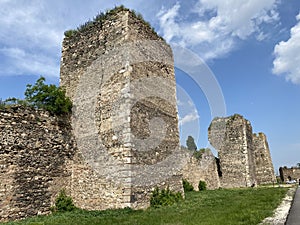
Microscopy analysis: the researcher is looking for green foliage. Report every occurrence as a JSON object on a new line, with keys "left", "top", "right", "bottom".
{"left": 63, "top": 5, "right": 159, "bottom": 39}
{"left": 198, "top": 180, "right": 207, "bottom": 191}
{"left": 53, "top": 189, "right": 76, "bottom": 212}
{"left": 150, "top": 187, "right": 183, "bottom": 208}
{"left": 64, "top": 29, "right": 77, "bottom": 38}
{"left": 24, "top": 76, "right": 72, "bottom": 115}
{"left": 186, "top": 135, "right": 197, "bottom": 151}
{"left": 182, "top": 179, "right": 194, "bottom": 192}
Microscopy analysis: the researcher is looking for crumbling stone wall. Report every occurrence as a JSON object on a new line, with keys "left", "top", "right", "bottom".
{"left": 253, "top": 133, "right": 276, "bottom": 184}
{"left": 208, "top": 114, "right": 256, "bottom": 188}
{"left": 182, "top": 149, "right": 220, "bottom": 190}
{"left": 0, "top": 106, "right": 76, "bottom": 222}
{"left": 60, "top": 9, "right": 185, "bottom": 210}
{"left": 279, "top": 167, "right": 300, "bottom": 182}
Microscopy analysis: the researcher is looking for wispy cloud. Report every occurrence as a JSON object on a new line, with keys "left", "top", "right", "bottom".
{"left": 157, "top": 0, "right": 279, "bottom": 60}
{"left": 179, "top": 110, "right": 199, "bottom": 126}
{"left": 0, "top": 0, "right": 116, "bottom": 78}
{"left": 272, "top": 13, "right": 300, "bottom": 84}
{"left": 0, "top": 47, "right": 59, "bottom": 77}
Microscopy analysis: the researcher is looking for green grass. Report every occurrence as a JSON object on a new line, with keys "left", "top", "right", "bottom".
{"left": 2, "top": 187, "right": 288, "bottom": 225}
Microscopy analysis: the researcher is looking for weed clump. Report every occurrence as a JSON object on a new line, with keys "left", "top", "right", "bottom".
{"left": 150, "top": 187, "right": 182, "bottom": 208}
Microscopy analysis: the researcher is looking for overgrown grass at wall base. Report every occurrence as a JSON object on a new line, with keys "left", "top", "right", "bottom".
{"left": 150, "top": 187, "right": 183, "bottom": 208}
{"left": 2, "top": 187, "right": 288, "bottom": 225}
{"left": 198, "top": 180, "right": 207, "bottom": 191}
{"left": 183, "top": 179, "right": 194, "bottom": 192}
{"left": 51, "top": 189, "right": 75, "bottom": 212}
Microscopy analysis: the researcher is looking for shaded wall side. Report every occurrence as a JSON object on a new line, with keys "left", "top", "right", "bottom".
{"left": 253, "top": 133, "right": 276, "bottom": 184}
{"left": 127, "top": 18, "right": 184, "bottom": 206}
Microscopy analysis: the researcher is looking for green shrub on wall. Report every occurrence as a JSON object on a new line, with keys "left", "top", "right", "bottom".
{"left": 150, "top": 187, "right": 182, "bottom": 208}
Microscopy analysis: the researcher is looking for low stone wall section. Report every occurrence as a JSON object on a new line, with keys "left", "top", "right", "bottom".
{"left": 0, "top": 106, "right": 76, "bottom": 222}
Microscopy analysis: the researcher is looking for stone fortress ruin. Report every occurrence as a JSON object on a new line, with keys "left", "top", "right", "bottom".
{"left": 0, "top": 6, "right": 276, "bottom": 222}
{"left": 208, "top": 114, "right": 276, "bottom": 189}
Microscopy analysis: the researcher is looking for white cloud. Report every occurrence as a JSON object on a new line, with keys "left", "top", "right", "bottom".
{"left": 179, "top": 110, "right": 199, "bottom": 126}
{"left": 0, "top": 47, "right": 59, "bottom": 77}
{"left": 272, "top": 13, "right": 300, "bottom": 84}
{"left": 157, "top": 0, "right": 279, "bottom": 60}
{"left": 0, "top": 0, "right": 116, "bottom": 78}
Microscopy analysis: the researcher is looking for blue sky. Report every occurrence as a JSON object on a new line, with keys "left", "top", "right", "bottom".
{"left": 0, "top": 0, "right": 300, "bottom": 173}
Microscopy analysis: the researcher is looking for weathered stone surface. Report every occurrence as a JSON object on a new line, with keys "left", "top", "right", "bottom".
{"left": 182, "top": 149, "right": 220, "bottom": 190}
{"left": 0, "top": 106, "right": 76, "bottom": 222}
{"left": 253, "top": 133, "right": 276, "bottom": 184}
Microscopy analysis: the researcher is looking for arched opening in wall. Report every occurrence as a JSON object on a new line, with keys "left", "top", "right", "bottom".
{"left": 215, "top": 157, "right": 222, "bottom": 177}
{"left": 288, "top": 176, "right": 292, "bottom": 181}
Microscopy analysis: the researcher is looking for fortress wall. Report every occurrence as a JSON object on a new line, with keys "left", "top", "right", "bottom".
{"left": 182, "top": 149, "right": 220, "bottom": 190}
{"left": 0, "top": 106, "right": 76, "bottom": 222}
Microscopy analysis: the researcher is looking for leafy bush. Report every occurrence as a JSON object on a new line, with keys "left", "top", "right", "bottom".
{"left": 53, "top": 189, "right": 76, "bottom": 212}
{"left": 198, "top": 180, "right": 207, "bottom": 191}
{"left": 24, "top": 76, "right": 72, "bottom": 115}
{"left": 182, "top": 179, "right": 194, "bottom": 192}
{"left": 150, "top": 187, "right": 182, "bottom": 208}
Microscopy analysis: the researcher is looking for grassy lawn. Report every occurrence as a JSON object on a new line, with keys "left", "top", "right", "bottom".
{"left": 2, "top": 187, "right": 288, "bottom": 225}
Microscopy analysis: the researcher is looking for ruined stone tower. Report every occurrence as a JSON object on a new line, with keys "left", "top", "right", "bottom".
{"left": 60, "top": 7, "right": 184, "bottom": 209}
{"left": 208, "top": 114, "right": 276, "bottom": 188}
{"left": 208, "top": 114, "right": 256, "bottom": 188}
{"left": 253, "top": 133, "right": 276, "bottom": 184}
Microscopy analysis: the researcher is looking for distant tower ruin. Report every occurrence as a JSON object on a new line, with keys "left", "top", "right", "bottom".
{"left": 208, "top": 114, "right": 256, "bottom": 188}
{"left": 60, "top": 7, "right": 184, "bottom": 209}
{"left": 208, "top": 114, "right": 276, "bottom": 188}
{"left": 253, "top": 133, "right": 276, "bottom": 184}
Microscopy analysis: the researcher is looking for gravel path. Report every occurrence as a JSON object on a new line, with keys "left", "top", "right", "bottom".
{"left": 260, "top": 185, "right": 297, "bottom": 225}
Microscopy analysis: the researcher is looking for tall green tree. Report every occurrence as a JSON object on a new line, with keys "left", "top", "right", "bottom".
{"left": 186, "top": 135, "right": 197, "bottom": 151}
